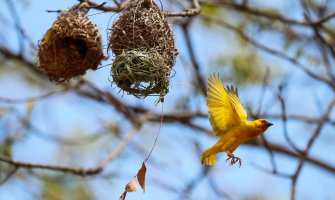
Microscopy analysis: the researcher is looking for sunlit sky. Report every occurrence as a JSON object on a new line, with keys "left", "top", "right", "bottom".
{"left": 0, "top": 0, "right": 334, "bottom": 200}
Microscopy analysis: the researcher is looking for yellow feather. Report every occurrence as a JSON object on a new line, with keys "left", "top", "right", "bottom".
{"left": 225, "top": 85, "right": 247, "bottom": 121}
{"left": 206, "top": 73, "right": 241, "bottom": 136}
{"left": 202, "top": 73, "right": 273, "bottom": 166}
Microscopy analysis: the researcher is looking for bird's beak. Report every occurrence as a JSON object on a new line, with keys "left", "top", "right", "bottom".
{"left": 265, "top": 122, "right": 273, "bottom": 127}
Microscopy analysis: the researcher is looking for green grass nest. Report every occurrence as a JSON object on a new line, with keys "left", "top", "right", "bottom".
{"left": 111, "top": 49, "right": 171, "bottom": 98}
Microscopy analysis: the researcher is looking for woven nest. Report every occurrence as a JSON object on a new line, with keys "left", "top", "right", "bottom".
{"left": 109, "top": 0, "right": 177, "bottom": 97}
{"left": 111, "top": 49, "right": 171, "bottom": 98}
{"left": 38, "top": 10, "right": 104, "bottom": 82}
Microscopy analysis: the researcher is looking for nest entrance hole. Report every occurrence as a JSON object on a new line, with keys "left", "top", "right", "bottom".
{"left": 140, "top": 0, "right": 153, "bottom": 9}
{"left": 61, "top": 37, "right": 88, "bottom": 59}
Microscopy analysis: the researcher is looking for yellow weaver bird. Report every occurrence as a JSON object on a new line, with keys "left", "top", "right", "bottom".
{"left": 201, "top": 73, "right": 273, "bottom": 166}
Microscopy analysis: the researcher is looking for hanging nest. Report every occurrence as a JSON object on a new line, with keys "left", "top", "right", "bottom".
{"left": 108, "top": 0, "right": 177, "bottom": 97}
{"left": 109, "top": 0, "right": 177, "bottom": 66}
{"left": 112, "top": 48, "right": 170, "bottom": 98}
{"left": 38, "top": 10, "right": 104, "bottom": 82}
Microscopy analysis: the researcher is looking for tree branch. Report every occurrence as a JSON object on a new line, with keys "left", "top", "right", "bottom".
{"left": 0, "top": 119, "right": 146, "bottom": 176}
{"left": 200, "top": 0, "right": 335, "bottom": 26}
{"left": 290, "top": 97, "right": 335, "bottom": 200}
{"left": 164, "top": 0, "right": 201, "bottom": 17}
{"left": 201, "top": 14, "right": 335, "bottom": 89}
{"left": 181, "top": 20, "right": 207, "bottom": 95}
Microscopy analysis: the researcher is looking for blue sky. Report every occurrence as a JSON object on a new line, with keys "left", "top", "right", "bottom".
{"left": 0, "top": 0, "right": 335, "bottom": 200}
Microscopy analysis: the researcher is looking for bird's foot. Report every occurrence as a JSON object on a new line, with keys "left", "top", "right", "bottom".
{"left": 226, "top": 151, "right": 242, "bottom": 167}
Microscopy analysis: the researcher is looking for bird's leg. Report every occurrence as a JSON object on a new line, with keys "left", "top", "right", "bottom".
{"left": 226, "top": 151, "right": 242, "bottom": 167}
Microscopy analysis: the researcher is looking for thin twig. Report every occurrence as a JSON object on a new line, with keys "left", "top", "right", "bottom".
{"left": 181, "top": 20, "right": 207, "bottom": 95}
{"left": 255, "top": 67, "right": 270, "bottom": 117}
{"left": 86, "top": 0, "right": 132, "bottom": 12}
{"left": 98, "top": 123, "right": 142, "bottom": 169}
{"left": 4, "top": 0, "right": 24, "bottom": 55}
{"left": 0, "top": 87, "right": 71, "bottom": 103}
{"left": 201, "top": 14, "right": 335, "bottom": 89}
{"left": 178, "top": 166, "right": 210, "bottom": 200}
{"left": 200, "top": 0, "right": 335, "bottom": 26}
{"left": 275, "top": 80, "right": 301, "bottom": 153}
{"left": 164, "top": 0, "right": 201, "bottom": 17}
{"left": 0, "top": 166, "right": 19, "bottom": 185}
{"left": 250, "top": 162, "right": 291, "bottom": 179}
{"left": 290, "top": 97, "right": 335, "bottom": 200}
{"left": 0, "top": 46, "right": 46, "bottom": 79}
{"left": 0, "top": 120, "right": 145, "bottom": 176}
{"left": 246, "top": 141, "right": 335, "bottom": 175}
{"left": 260, "top": 135, "right": 278, "bottom": 173}
{"left": 74, "top": 82, "right": 335, "bottom": 174}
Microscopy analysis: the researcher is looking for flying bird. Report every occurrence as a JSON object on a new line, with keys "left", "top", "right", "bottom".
{"left": 201, "top": 73, "right": 273, "bottom": 166}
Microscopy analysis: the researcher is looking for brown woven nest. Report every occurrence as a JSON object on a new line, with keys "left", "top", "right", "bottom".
{"left": 38, "top": 10, "right": 104, "bottom": 82}
{"left": 111, "top": 48, "right": 171, "bottom": 98}
{"left": 108, "top": 0, "right": 177, "bottom": 97}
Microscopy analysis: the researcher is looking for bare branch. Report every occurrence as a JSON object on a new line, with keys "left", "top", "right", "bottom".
{"left": 164, "top": 0, "right": 201, "bottom": 17}
{"left": 0, "top": 46, "right": 44, "bottom": 78}
{"left": 0, "top": 166, "right": 19, "bottom": 185}
{"left": 0, "top": 120, "right": 145, "bottom": 176}
{"left": 246, "top": 141, "right": 335, "bottom": 175}
{"left": 181, "top": 21, "right": 207, "bottom": 95}
{"left": 290, "top": 97, "right": 335, "bottom": 200}
{"left": 200, "top": 0, "right": 335, "bottom": 26}
{"left": 274, "top": 81, "right": 301, "bottom": 153}
{"left": 4, "top": 0, "right": 24, "bottom": 54}
{"left": 201, "top": 14, "right": 335, "bottom": 89}
{"left": 0, "top": 87, "right": 72, "bottom": 103}
{"left": 86, "top": 0, "right": 132, "bottom": 12}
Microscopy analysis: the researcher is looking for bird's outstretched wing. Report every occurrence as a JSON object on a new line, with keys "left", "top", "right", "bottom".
{"left": 225, "top": 85, "right": 247, "bottom": 121}
{"left": 207, "top": 73, "right": 246, "bottom": 137}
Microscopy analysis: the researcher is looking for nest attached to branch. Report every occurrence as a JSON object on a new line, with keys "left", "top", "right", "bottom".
{"left": 109, "top": 0, "right": 177, "bottom": 98}
{"left": 112, "top": 49, "right": 170, "bottom": 98}
{"left": 38, "top": 10, "right": 104, "bottom": 82}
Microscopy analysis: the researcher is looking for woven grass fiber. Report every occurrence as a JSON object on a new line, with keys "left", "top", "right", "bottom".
{"left": 109, "top": 0, "right": 177, "bottom": 97}
{"left": 38, "top": 10, "right": 104, "bottom": 82}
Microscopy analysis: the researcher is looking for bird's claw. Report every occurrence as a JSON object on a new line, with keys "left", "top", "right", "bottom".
{"left": 226, "top": 152, "right": 242, "bottom": 167}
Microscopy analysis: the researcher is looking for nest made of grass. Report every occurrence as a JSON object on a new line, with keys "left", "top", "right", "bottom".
{"left": 109, "top": 0, "right": 177, "bottom": 67}
{"left": 38, "top": 10, "right": 104, "bottom": 82}
{"left": 111, "top": 48, "right": 171, "bottom": 98}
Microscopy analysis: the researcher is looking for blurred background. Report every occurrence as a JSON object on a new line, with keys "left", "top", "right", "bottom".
{"left": 0, "top": 0, "right": 335, "bottom": 199}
